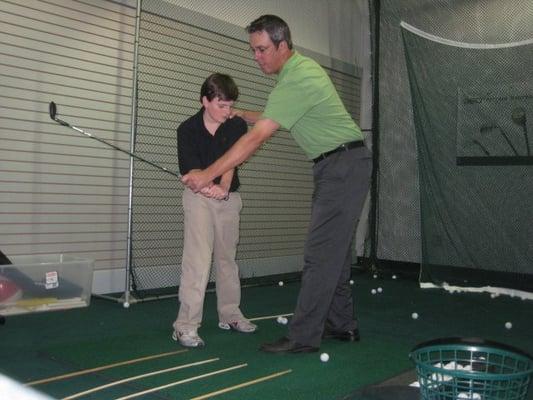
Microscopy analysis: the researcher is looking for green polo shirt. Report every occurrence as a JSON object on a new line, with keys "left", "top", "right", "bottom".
{"left": 262, "top": 51, "right": 363, "bottom": 159}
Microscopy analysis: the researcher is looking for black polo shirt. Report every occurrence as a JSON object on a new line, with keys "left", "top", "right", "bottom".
{"left": 177, "top": 108, "right": 248, "bottom": 192}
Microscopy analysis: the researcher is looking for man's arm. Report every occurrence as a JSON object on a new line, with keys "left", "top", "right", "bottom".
{"left": 200, "top": 168, "right": 234, "bottom": 200}
{"left": 181, "top": 118, "right": 280, "bottom": 191}
{"left": 231, "top": 109, "right": 263, "bottom": 125}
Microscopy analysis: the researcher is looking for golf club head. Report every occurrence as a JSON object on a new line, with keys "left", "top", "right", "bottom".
{"left": 511, "top": 107, "right": 526, "bottom": 126}
{"left": 49, "top": 101, "right": 57, "bottom": 120}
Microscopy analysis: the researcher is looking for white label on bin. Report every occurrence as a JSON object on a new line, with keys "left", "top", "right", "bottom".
{"left": 45, "top": 271, "right": 59, "bottom": 289}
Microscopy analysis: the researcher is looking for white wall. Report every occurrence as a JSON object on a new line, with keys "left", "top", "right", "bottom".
{"left": 0, "top": 0, "right": 137, "bottom": 295}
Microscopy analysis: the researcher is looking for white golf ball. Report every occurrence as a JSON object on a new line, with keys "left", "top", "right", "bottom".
{"left": 123, "top": 301, "right": 130, "bottom": 308}
{"left": 371, "top": 289, "right": 377, "bottom": 295}
{"left": 278, "top": 281, "right": 284, "bottom": 287}
{"left": 505, "top": 322, "right": 512, "bottom": 329}
{"left": 349, "top": 279, "right": 354, "bottom": 285}
{"left": 377, "top": 287, "right": 383, "bottom": 293}
{"left": 373, "top": 274, "right": 378, "bottom": 279}
{"left": 320, "top": 352, "right": 329, "bottom": 362}
{"left": 276, "top": 316, "right": 288, "bottom": 325}
{"left": 392, "top": 275, "right": 397, "bottom": 280}
{"left": 411, "top": 312, "right": 419, "bottom": 320}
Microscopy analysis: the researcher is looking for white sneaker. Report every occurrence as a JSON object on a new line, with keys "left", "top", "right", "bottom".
{"left": 172, "top": 329, "right": 205, "bottom": 347}
{"left": 218, "top": 319, "right": 257, "bottom": 333}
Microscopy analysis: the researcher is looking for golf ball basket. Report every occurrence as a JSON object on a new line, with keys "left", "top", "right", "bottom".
{"left": 410, "top": 337, "right": 533, "bottom": 400}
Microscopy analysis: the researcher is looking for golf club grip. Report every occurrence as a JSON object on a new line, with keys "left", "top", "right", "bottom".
{"left": 49, "top": 101, "right": 57, "bottom": 120}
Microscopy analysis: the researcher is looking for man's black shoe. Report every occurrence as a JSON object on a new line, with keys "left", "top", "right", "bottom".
{"left": 260, "top": 336, "right": 319, "bottom": 353}
{"left": 323, "top": 328, "right": 360, "bottom": 342}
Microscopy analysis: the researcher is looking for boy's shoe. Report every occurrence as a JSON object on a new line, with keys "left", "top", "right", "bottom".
{"left": 172, "top": 329, "right": 205, "bottom": 347}
{"left": 218, "top": 319, "right": 257, "bottom": 333}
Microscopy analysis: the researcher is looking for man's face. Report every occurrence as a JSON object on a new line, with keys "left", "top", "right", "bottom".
{"left": 202, "top": 97, "right": 234, "bottom": 125}
{"left": 249, "top": 30, "right": 285, "bottom": 75}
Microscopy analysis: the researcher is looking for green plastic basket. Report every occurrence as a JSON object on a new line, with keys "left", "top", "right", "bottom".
{"left": 410, "top": 338, "right": 533, "bottom": 400}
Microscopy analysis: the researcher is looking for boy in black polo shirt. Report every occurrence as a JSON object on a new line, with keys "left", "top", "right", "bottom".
{"left": 172, "top": 73, "right": 256, "bottom": 348}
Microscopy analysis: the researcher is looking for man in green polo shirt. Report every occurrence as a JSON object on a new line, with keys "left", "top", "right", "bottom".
{"left": 182, "top": 14, "right": 372, "bottom": 353}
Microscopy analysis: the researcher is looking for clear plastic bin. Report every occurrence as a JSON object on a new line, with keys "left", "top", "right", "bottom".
{"left": 0, "top": 254, "right": 94, "bottom": 315}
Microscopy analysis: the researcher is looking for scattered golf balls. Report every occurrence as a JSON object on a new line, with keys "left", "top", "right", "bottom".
{"left": 320, "top": 352, "right": 330, "bottom": 362}
{"left": 377, "top": 287, "right": 383, "bottom": 293}
{"left": 458, "top": 393, "right": 481, "bottom": 400}
{"left": 371, "top": 289, "right": 377, "bottom": 295}
{"left": 349, "top": 279, "right": 354, "bottom": 285}
{"left": 411, "top": 312, "right": 419, "bottom": 320}
{"left": 123, "top": 301, "right": 130, "bottom": 308}
{"left": 278, "top": 281, "right": 284, "bottom": 286}
{"left": 505, "top": 322, "right": 512, "bottom": 329}
{"left": 275, "top": 316, "right": 288, "bottom": 325}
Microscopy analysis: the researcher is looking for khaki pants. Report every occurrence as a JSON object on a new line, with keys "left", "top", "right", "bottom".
{"left": 174, "top": 188, "right": 244, "bottom": 331}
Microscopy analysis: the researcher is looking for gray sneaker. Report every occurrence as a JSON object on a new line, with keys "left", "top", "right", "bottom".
{"left": 218, "top": 319, "right": 257, "bottom": 333}
{"left": 172, "top": 329, "right": 205, "bottom": 347}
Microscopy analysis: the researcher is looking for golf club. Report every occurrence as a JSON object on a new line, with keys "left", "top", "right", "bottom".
{"left": 48, "top": 102, "right": 228, "bottom": 200}
{"left": 48, "top": 101, "right": 181, "bottom": 178}
{"left": 472, "top": 139, "right": 490, "bottom": 156}
{"left": 511, "top": 107, "right": 530, "bottom": 156}
{"left": 479, "top": 124, "right": 518, "bottom": 156}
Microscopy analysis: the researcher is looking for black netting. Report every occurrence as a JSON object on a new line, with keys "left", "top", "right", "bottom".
{"left": 401, "top": 22, "right": 533, "bottom": 289}
{"left": 375, "top": 0, "right": 533, "bottom": 266}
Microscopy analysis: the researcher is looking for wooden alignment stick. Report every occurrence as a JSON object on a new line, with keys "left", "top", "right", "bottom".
{"left": 27, "top": 350, "right": 188, "bottom": 386}
{"left": 189, "top": 369, "right": 293, "bottom": 400}
{"left": 113, "top": 363, "right": 247, "bottom": 400}
{"left": 249, "top": 313, "right": 293, "bottom": 322}
{"left": 61, "top": 358, "right": 219, "bottom": 400}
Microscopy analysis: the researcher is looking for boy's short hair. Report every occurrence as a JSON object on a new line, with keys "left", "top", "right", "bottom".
{"left": 200, "top": 73, "right": 239, "bottom": 102}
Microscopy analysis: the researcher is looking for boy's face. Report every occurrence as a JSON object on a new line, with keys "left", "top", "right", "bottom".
{"left": 202, "top": 96, "right": 234, "bottom": 125}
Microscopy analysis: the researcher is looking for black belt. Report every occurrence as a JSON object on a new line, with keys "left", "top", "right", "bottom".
{"left": 312, "top": 140, "right": 364, "bottom": 164}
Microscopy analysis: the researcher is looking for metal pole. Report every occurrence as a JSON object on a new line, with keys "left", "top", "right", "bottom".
{"left": 123, "top": 0, "right": 143, "bottom": 307}
{"left": 368, "top": 0, "right": 381, "bottom": 273}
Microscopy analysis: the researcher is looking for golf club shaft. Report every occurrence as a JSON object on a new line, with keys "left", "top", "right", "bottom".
{"left": 49, "top": 103, "right": 180, "bottom": 178}
{"left": 48, "top": 102, "right": 229, "bottom": 200}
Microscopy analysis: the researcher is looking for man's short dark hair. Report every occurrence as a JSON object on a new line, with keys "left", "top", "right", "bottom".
{"left": 245, "top": 14, "right": 293, "bottom": 50}
{"left": 200, "top": 73, "right": 239, "bottom": 102}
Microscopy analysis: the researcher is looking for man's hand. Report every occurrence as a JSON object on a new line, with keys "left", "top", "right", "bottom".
{"left": 229, "top": 109, "right": 262, "bottom": 124}
{"left": 229, "top": 109, "right": 244, "bottom": 119}
{"left": 181, "top": 170, "right": 211, "bottom": 192}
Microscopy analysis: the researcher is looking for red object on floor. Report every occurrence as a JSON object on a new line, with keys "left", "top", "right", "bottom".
{"left": 0, "top": 275, "right": 22, "bottom": 303}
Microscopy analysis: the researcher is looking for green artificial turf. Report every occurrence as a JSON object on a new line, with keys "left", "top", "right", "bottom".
{"left": 1, "top": 271, "right": 531, "bottom": 400}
